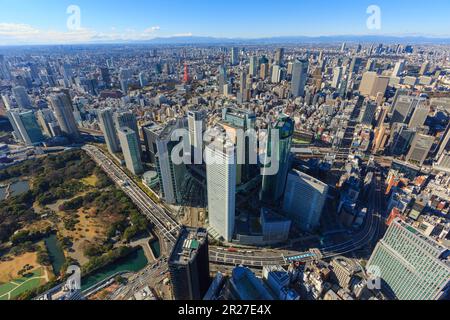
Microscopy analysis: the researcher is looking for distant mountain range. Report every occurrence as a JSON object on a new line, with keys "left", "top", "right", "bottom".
{"left": 140, "top": 35, "right": 450, "bottom": 45}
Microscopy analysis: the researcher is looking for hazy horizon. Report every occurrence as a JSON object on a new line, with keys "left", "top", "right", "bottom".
{"left": 1, "top": 0, "right": 450, "bottom": 45}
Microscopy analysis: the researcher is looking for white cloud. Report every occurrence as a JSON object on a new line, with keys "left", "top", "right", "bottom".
{"left": 144, "top": 26, "right": 160, "bottom": 33}
{"left": 0, "top": 23, "right": 165, "bottom": 45}
{"left": 171, "top": 32, "right": 193, "bottom": 37}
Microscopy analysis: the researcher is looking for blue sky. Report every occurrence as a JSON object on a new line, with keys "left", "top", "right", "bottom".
{"left": 0, "top": 0, "right": 449, "bottom": 44}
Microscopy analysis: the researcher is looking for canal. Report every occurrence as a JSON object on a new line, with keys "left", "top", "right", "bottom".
{"left": 44, "top": 234, "right": 66, "bottom": 277}
{"left": 81, "top": 248, "right": 148, "bottom": 290}
{"left": 149, "top": 239, "right": 161, "bottom": 259}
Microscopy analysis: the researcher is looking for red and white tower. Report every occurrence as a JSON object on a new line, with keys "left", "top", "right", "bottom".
{"left": 183, "top": 62, "right": 190, "bottom": 83}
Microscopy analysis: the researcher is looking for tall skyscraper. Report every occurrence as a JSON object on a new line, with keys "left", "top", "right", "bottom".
{"left": 390, "top": 95, "right": 426, "bottom": 125}
{"left": 100, "top": 67, "right": 111, "bottom": 86}
{"left": 188, "top": 110, "right": 205, "bottom": 164}
{"left": 392, "top": 59, "right": 406, "bottom": 77}
{"left": 12, "top": 86, "right": 33, "bottom": 109}
{"left": 349, "top": 57, "right": 362, "bottom": 76}
{"left": 389, "top": 123, "right": 416, "bottom": 156}
{"left": 231, "top": 47, "right": 239, "bottom": 66}
{"left": 225, "top": 266, "right": 274, "bottom": 300}
{"left": 238, "top": 70, "right": 249, "bottom": 103}
{"left": 271, "top": 65, "right": 282, "bottom": 83}
{"left": 168, "top": 227, "right": 210, "bottom": 300}
{"left": 436, "top": 123, "right": 450, "bottom": 160}
{"left": 117, "top": 127, "right": 144, "bottom": 175}
{"left": 283, "top": 170, "right": 329, "bottom": 232}
{"left": 7, "top": 110, "right": 44, "bottom": 146}
{"left": 142, "top": 122, "right": 162, "bottom": 165}
{"left": 391, "top": 95, "right": 413, "bottom": 124}
{"left": 367, "top": 219, "right": 450, "bottom": 300}
{"left": 0, "top": 54, "right": 11, "bottom": 80}
{"left": 366, "top": 58, "right": 376, "bottom": 72}
{"left": 155, "top": 119, "right": 188, "bottom": 205}
{"left": 206, "top": 135, "right": 236, "bottom": 242}
{"left": 220, "top": 107, "right": 257, "bottom": 185}
{"left": 275, "top": 48, "right": 284, "bottom": 66}
{"left": 406, "top": 133, "right": 435, "bottom": 166}
{"left": 332, "top": 67, "right": 343, "bottom": 89}
{"left": 419, "top": 61, "right": 430, "bottom": 76}
{"left": 259, "top": 63, "right": 269, "bottom": 80}
{"left": 436, "top": 151, "right": 450, "bottom": 170}
{"left": 290, "top": 59, "right": 308, "bottom": 98}
{"left": 218, "top": 65, "right": 227, "bottom": 95}
{"left": 114, "top": 111, "right": 140, "bottom": 150}
{"left": 260, "top": 115, "right": 294, "bottom": 204}
{"left": 408, "top": 102, "right": 430, "bottom": 129}
{"left": 98, "top": 108, "right": 120, "bottom": 154}
{"left": 249, "top": 55, "right": 258, "bottom": 77}
{"left": 359, "top": 101, "right": 377, "bottom": 126}
{"left": 36, "top": 109, "right": 57, "bottom": 137}
{"left": 49, "top": 93, "right": 80, "bottom": 140}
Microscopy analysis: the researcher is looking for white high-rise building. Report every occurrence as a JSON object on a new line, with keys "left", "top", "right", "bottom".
{"left": 1, "top": 94, "right": 12, "bottom": 110}
{"left": 332, "top": 67, "right": 343, "bottom": 89}
{"left": 249, "top": 56, "right": 258, "bottom": 77}
{"left": 206, "top": 136, "right": 236, "bottom": 242}
{"left": 368, "top": 219, "right": 450, "bottom": 300}
{"left": 271, "top": 65, "right": 282, "bottom": 83}
{"left": 283, "top": 170, "right": 329, "bottom": 232}
{"left": 99, "top": 108, "right": 120, "bottom": 154}
{"left": 392, "top": 59, "right": 406, "bottom": 77}
{"left": 188, "top": 110, "right": 205, "bottom": 164}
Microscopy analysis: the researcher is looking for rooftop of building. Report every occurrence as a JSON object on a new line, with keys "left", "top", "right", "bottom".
{"left": 289, "top": 169, "right": 328, "bottom": 188}
{"left": 261, "top": 207, "right": 290, "bottom": 223}
{"left": 331, "top": 256, "right": 360, "bottom": 274}
{"left": 159, "top": 118, "right": 185, "bottom": 141}
{"left": 168, "top": 227, "right": 208, "bottom": 265}
{"left": 395, "top": 218, "right": 449, "bottom": 257}
{"left": 264, "top": 265, "right": 289, "bottom": 282}
{"left": 206, "top": 133, "right": 235, "bottom": 154}
{"left": 117, "top": 126, "right": 135, "bottom": 135}
{"left": 223, "top": 106, "right": 256, "bottom": 119}
{"left": 231, "top": 266, "right": 274, "bottom": 300}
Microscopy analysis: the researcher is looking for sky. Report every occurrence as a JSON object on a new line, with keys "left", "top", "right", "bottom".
{"left": 0, "top": 0, "right": 449, "bottom": 45}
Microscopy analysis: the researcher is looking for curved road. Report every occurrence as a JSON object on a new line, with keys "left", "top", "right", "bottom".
{"left": 83, "top": 145, "right": 385, "bottom": 268}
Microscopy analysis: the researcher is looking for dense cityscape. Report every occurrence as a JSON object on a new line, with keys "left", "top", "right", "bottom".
{"left": 0, "top": 1, "right": 450, "bottom": 307}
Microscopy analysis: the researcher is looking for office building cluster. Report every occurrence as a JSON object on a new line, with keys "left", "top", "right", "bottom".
{"left": 1, "top": 41, "right": 450, "bottom": 301}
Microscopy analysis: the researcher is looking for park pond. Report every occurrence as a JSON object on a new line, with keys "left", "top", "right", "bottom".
{"left": 44, "top": 234, "right": 66, "bottom": 277}
{"left": 43, "top": 234, "right": 149, "bottom": 291}
{"left": 0, "top": 180, "right": 30, "bottom": 201}
{"left": 81, "top": 248, "right": 148, "bottom": 291}
{"left": 149, "top": 239, "right": 161, "bottom": 259}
